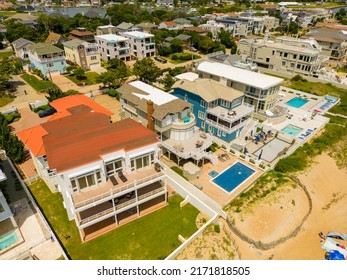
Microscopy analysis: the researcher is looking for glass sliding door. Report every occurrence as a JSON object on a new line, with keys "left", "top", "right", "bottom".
{"left": 70, "top": 169, "right": 100, "bottom": 192}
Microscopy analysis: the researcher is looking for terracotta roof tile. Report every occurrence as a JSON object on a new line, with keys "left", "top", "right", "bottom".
{"left": 17, "top": 125, "right": 47, "bottom": 156}
{"left": 163, "top": 21, "right": 177, "bottom": 26}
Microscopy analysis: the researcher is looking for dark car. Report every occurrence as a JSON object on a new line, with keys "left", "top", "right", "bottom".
{"left": 39, "top": 108, "right": 57, "bottom": 118}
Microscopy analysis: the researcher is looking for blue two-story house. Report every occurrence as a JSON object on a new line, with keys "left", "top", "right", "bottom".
{"left": 27, "top": 43, "right": 67, "bottom": 78}
{"left": 172, "top": 78, "right": 254, "bottom": 143}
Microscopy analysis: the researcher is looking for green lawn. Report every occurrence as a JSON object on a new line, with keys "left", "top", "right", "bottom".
{"left": 0, "top": 97, "right": 14, "bottom": 107}
{"left": 0, "top": 51, "right": 14, "bottom": 60}
{"left": 0, "top": 11, "right": 18, "bottom": 18}
{"left": 21, "top": 74, "right": 55, "bottom": 92}
{"left": 28, "top": 180, "right": 199, "bottom": 260}
{"left": 169, "top": 53, "right": 201, "bottom": 64}
{"left": 66, "top": 72, "right": 100, "bottom": 85}
{"left": 287, "top": 80, "right": 347, "bottom": 116}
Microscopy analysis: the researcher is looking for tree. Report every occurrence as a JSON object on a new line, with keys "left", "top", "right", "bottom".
{"left": 4, "top": 19, "right": 40, "bottom": 43}
{"left": 73, "top": 68, "right": 86, "bottom": 80}
{"left": 170, "top": 38, "right": 184, "bottom": 53}
{"left": 106, "top": 58, "right": 129, "bottom": 78}
{"left": 133, "top": 58, "right": 161, "bottom": 83}
{"left": 217, "top": 29, "right": 237, "bottom": 53}
{"left": 160, "top": 74, "right": 176, "bottom": 90}
{"left": 96, "top": 70, "right": 125, "bottom": 88}
{"left": 0, "top": 58, "right": 22, "bottom": 91}
{"left": 66, "top": 65, "right": 78, "bottom": 74}
{"left": 46, "top": 87, "right": 65, "bottom": 102}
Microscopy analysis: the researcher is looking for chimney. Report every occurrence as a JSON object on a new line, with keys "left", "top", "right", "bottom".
{"left": 147, "top": 100, "right": 155, "bottom": 131}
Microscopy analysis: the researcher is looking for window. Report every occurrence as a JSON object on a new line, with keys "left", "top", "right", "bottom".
{"left": 293, "top": 54, "right": 297, "bottom": 59}
{"left": 198, "top": 111, "right": 205, "bottom": 120}
{"left": 290, "top": 63, "right": 295, "bottom": 68}
{"left": 130, "top": 152, "right": 154, "bottom": 171}
{"left": 70, "top": 170, "right": 101, "bottom": 192}
{"left": 217, "top": 129, "right": 221, "bottom": 137}
{"left": 231, "top": 98, "right": 242, "bottom": 107}
{"left": 90, "top": 56, "right": 97, "bottom": 60}
{"left": 266, "top": 57, "right": 270, "bottom": 62}
{"left": 200, "top": 100, "right": 207, "bottom": 108}
{"left": 61, "top": 61, "right": 64, "bottom": 65}
{"left": 272, "top": 50, "right": 275, "bottom": 55}
{"left": 105, "top": 158, "right": 123, "bottom": 176}
{"left": 282, "top": 61, "right": 286, "bottom": 67}
{"left": 201, "top": 122, "right": 205, "bottom": 129}
{"left": 220, "top": 99, "right": 230, "bottom": 108}
{"left": 46, "top": 63, "right": 54, "bottom": 67}
{"left": 284, "top": 52, "right": 288, "bottom": 58}
{"left": 222, "top": 131, "right": 226, "bottom": 137}
{"left": 184, "top": 94, "right": 188, "bottom": 101}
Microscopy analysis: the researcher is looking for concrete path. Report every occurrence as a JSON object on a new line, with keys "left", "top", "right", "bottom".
{"left": 51, "top": 74, "right": 102, "bottom": 95}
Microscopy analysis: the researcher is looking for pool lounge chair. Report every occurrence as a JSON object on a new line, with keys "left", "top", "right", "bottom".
{"left": 118, "top": 170, "right": 128, "bottom": 183}
{"left": 109, "top": 176, "right": 118, "bottom": 186}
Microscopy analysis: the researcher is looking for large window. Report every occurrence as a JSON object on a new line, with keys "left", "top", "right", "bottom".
{"left": 200, "top": 100, "right": 207, "bottom": 108}
{"left": 70, "top": 170, "right": 101, "bottom": 192}
{"left": 220, "top": 99, "right": 230, "bottom": 108}
{"left": 198, "top": 111, "right": 205, "bottom": 120}
{"left": 130, "top": 152, "right": 154, "bottom": 172}
{"left": 105, "top": 158, "right": 123, "bottom": 176}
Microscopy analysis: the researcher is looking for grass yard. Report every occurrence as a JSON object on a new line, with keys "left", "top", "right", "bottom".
{"left": 169, "top": 53, "right": 201, "bottom": 64}
{"left": 0, "top": 51, "right": 14, "bottom": 60}
{"left": 288, "top": 80, "right": 347, "bottom": 116}
{"left": 28, "top": 180, "right": 199, "bottom": 260}
{"left": 66, "top": 72, "right": 100, "bottom": 85}
{"left": 21, "top": 74, "right": 55, "bottom": 92}
{"left": 0, "top": 11, "right": 18, "bottom": 18}
{"left": 0, "top": 97, "right": 14, "bottom": 107}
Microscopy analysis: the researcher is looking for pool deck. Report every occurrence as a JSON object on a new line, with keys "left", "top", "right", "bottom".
{"left": 191, "top": 150, "right": 263, "bottom": 205}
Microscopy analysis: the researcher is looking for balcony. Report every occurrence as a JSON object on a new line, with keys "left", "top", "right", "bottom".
{"left": 77, "top": 183, "right": 166, "bottom": 229}
{"left": 72, "top": 166, "right": 165, "bottom": 211}
{"left": 39, "top": 55, "right": 65, "bottom": 63}
{"left": 171, "top": 114, "right": 196, "bottom": 130}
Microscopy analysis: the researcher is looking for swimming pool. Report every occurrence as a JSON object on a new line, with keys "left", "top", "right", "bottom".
{"left": 0, "top": 231, "right": 19, "bottom": 251}
{"left": 208, "top": 170, "right": 219, "bottom": 178}
{"left": 285, "top": 97, "right": 309, "bottom": 108}
{"left": 212, "top": 162, "right": 256, "bottom": 193}
{"left": 281, "top": 124, "right": 303, "bottom": 136}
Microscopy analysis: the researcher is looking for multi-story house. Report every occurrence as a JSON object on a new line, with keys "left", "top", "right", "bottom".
{"left": 95, "top": 34, "right": 131, "bottom": 61}
{"left": 27, "top": 43, "right": 67, "bottom": 77}
{"left": 238, "top": 36, "right": 328, "bottom": 76}
{"left": 252, "top": 16, "right": 280, "bottom": 33}
{"left": 118, "top": 81, "right": 218, "bottom": 165}
{"left": 12, "top": 38, "right": 34, "bottom": 59}
{"left": 158, "top": 21, "right": 178, "bottom": 30}
{"left": 199, "top": 20, "right": 230, "bottom": 40}
{"left": 302, "top": 28, "right": 347, "bottom": 62}
{"left": 96, "top": 24, "right": 117, "bottom": 35}
{"left": 17, "top": 102, "right": 167, "bottom": 241}
{"left": 172, "top": 78, "right": 254, "bottom": 143}
{"left": 197, "top": 61, "right": 283, "bottom": 113}
{"left": 68, "top": 27, "right": 95, "bottom": 43}
{"left": 135, "top": 22, "right": 158, "bottom": 33}
{"left": 122, "top": 31, "right": 156, "bottom": 59}
{"left": 63, "top": 39, "right": 100, "bottom": 70}
{"left": 173, "top": 18, "right": 193, "bottom": 29}
{"left": 116, "top": 22, "right": 140, "bottom": 33}
{"left": 215, "top": 16, "right": 253, "bottom": 38}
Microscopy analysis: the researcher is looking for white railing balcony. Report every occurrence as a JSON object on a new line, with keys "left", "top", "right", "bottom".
{"left": 73, "top": 171, "right": 165, "bottom": 210}
{"left": 39, "top": 56, "right": 65, "bottom": 63}
{"left": 171, "top": 114, "right": 196, "bottom": 130}
{"left": 205, "top": 118, "right": 247, "bottom": 134}
{"left": 78, "top": 187, "right": 166, "bottom": 226}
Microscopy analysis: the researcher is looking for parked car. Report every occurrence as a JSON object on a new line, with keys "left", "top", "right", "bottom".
{"left": 39, "top": 108, "right": 57, "bottom": 118}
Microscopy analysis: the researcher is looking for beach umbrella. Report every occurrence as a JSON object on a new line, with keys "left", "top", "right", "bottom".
{"left": 327, "top": 250, "right": 345, "bottom": 260}
{"left": 258, "top": 149, "right": 263, "bottom": 161}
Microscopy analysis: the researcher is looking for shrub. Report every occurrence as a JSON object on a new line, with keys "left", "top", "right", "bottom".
{"left": 170, "top": 166, "right": 188, "bottom": 181}
{"left": 169, "top": 67, "right": 185, "bottom": 76}
{"left": 107, "top": 89, "right": 120, "bottom": 100}
{"left": 209, "top": 145, "right": 217, "bottom": 152}
{"left": 221, "top": 145, "right": 226, "bottom": 149}
{"left": 249, "top": 159, "right": 255, "bottom": 164}
{"left": 213, "top": 225, "right": 220, "bottom": 233}
{"left": 240, "top": 154, "right": 245, "bottom": 159}
{"left": 230, "top": 149, "right": 235, "bottom": 154}
{"left": 33, "top": 104, "right": 51, "bottom": 113}
{"left": 291, "top": 74, "right": 307, "bottom": 82}
{"left": 5, "top": 113, "right": 20, "bottom": 123}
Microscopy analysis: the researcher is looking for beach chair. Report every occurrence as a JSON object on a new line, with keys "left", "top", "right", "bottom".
{"left": 118, "top": 170, "right": 128, "bottom": 183}
{"left": 109, "top": 176, "right": 118, "bottom": 186}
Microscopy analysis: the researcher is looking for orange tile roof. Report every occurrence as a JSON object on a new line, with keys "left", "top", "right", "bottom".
{"left": 45, "top": 32, "right": 64, "bottom": 44}
{"left": 19, "top": 105, "right": 159, "bottom": 172}
{"left": 163, "top": 21, "right": 177, "bottom": 26}
{"left": 17, "top": 125, "right": 48, "bottom": 157}
{"left": 69, "top": 29, "right": 94, "bottom": 36}
{"left": 49, "top": 95, "right": 113, "bottom": 118}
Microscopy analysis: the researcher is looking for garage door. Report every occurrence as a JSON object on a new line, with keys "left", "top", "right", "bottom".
{"left": 89, "top": 63, "right": 100, "bottom": 69}
{"left": 49, "top": 70, "right": 60, "bottom": 76}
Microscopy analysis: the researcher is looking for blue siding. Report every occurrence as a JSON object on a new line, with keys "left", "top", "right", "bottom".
{"left": 172, "top": 88, "right": 207, "bottom": 130}
{"left": 31, "top": 59, "right": 67, "bottom": 76}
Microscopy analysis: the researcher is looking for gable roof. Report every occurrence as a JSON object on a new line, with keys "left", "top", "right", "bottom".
{"left": 63, "top": 38, "right": 88, "bottom": 49}
{"left": 11, "top": 37, "right": 34, "bottom": 50}
{"left": 45, "top": 32, "right": 65, "bottom": 45}
{"left": 175, "top": 34, "right": 192, "bottom": 41}
{"left": 17, "top": 125, "right": 48, "bottom": 157}
{"left": 69, "top": 29, "right": 94, "bottom": 36}
{"left": 28, "top": 43, "right": 64, "bottom": 55}
{"left": 162, "top": 21, "right": 177, "bottom": 27}
{"left": 116, "top": 22, "right": 134, "bottom": 30}
{"left": 172, "top": 78, "right": 243, "bottom": 102}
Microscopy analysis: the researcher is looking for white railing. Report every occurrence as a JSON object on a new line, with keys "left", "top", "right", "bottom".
{"left": 39, "top": 56, "right": 65, "bottom": 63}
{"left": 171, "top": 114, "right": 196, "bottom": 130}
{"left": 73, "top": 171, "right": 164, "bottom": 209}
{"left": 78, "top": 187, "right": 165, "bottom": 225}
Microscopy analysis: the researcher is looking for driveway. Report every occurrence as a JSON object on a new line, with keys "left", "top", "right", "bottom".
{"left": 51, "top": 74, "right": 102, "bottom": 95}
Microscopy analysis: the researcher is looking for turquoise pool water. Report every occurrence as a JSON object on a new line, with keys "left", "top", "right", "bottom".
{"left": 285, "top": 97, "right": 309, "bottom": 108}
{"left": 281, "top": 124, "right": 303, "bottom": 136}
{"left": 208, "top": 170, "right": 219, "bottom": 178}
{"left": 0, "top": 231, "right": 19, "bottom": 251}
{"left": 212, "top": 162, "right": 255, "bottom": 193}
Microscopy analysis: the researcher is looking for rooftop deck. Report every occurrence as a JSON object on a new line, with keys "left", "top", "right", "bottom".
{"left": 72, "top": 166, "right": 165, "bottom": 210}
{"left": 207, "top": 103, "right": 254, "bottom": 122}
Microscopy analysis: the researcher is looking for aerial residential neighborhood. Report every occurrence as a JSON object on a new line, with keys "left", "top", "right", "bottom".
{"left": 0, "top": 0, "right": 346, "bottom": 262}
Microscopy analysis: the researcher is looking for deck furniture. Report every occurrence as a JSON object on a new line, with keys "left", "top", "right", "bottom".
{"left": 118, "top": 170, "right": 128, "bottom": 183}
{"left": 109, "top": 176, "right": 118, "bottom": 186}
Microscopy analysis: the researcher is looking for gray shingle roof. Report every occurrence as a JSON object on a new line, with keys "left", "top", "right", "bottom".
{"left": 116, "top": 22, "right": 134, "bottom": 30}
{"left": 175, "top": 34, "right": 192, "bottom": 41}
{"left": 12, "top": 38, "right": 34, "bottom": 50}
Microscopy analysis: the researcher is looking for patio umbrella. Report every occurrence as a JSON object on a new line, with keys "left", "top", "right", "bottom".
{"left": 258, "top": 149, "right": 263, "bottom": 161}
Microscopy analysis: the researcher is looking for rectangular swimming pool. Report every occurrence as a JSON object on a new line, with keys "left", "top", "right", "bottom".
{"left": 281, "top": 124, "right": 303, "bottom": 136}
{"left": 212, "top": 162, "right": 256, "bottom": 193}
{"left": 285, "top": 97, "right": 309, "bottom": 108}
{"left": 0, "top": 231, "right": 19, "bottom": 251}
